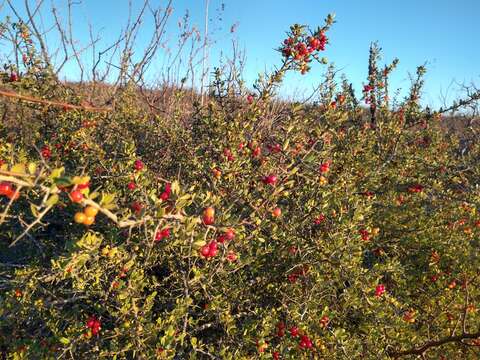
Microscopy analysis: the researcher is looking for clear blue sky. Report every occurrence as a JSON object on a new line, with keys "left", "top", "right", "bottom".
{"left": 3, "top": 0, "right": 479, "bottom": 108}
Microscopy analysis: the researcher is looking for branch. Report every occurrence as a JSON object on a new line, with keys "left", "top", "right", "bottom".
{"left": 388, "top": 331, "right": 480, "bottom": 358}
{"left": 0, "top": 88, "right": 112, "bottom": 112}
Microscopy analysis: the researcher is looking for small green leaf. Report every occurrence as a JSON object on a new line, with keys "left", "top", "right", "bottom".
{"left": 46, "top": 194, "right": 59, "bottom": 207}
{"left": 27, "top": 162, "right": 37, "bottom": 175}
{"left": 30, "top": 203, "right": 39, "bottom": 217}
{"left": 55, "top": 177, "right": 71, "bottom": 186}
{"left": 59, "top": 337, "right": 70, "bottom": 345}
{"left": 50, "top": 167, "right": 65, "bottom": 179}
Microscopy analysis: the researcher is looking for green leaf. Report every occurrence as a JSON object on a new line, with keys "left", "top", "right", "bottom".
{"left": 54, "top": 176, "right": 71, "bottom": 186}
{"left": 27, "top": 162, "right": 37, "bottom": 175}
{"left": 45, "top": 194, "right": 59, "bottom": 207}
{"left": 30, "top": 203, "right": 39, "bottom": 217}
{"left": 59, "top": 337, "right": 70, "bottom": 345}
{"left": 50, "top": 167, "right": 65, "bottom": 179}
{"left": 100, "top": 192, "right": 115, "bottom": 206}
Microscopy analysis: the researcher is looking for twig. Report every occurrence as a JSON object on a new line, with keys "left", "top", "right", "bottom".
{"left": 9, "top": 204, "right": 53, "bottom": 247}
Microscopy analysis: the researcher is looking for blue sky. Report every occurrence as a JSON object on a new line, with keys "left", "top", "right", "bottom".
{"left": 3, "top": 0, "right": 479, "bottom": 108}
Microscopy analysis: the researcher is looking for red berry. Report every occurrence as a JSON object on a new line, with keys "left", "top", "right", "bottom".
{"left": 0, "top": 182, "right": 12, "bottom": 196}
{"left": 290, "top": 326, "right": 299, "bottom": 337}
{"left": 272, "top": 207, "right": 282, "bottom": 218}
{"left": 203, "top": 216, "right": 214, "bottom": 225}
{"left": 70, "top": 190, "right": 83, "bottom": 203}
{"left": 270, "top": 143, "right": 281, "bottom": 154}
{"left": 127, "top": 182, "right": 136, "bottom": 190}
{"left": 134, "top": 159, "right": 144, "bottom": 171}
{"left": 155, "top": 227, "right": 170, "bottom": 242}
{"left": 273, "top": 351, "right": 280, "bottom": 360}
{"left": 262, "top": 174, "right": 278, "bottom": 186}
{"left": 10, "top": 72, "right": 19, "bottom": 82}
{"left": 408, "top": 184, "right": 424, "bottom": 193}
{"left": 208, "top": 241, "right": 218, "bottom": 253}
{"left": 224, "top": 228, "right": 235, "bottom": 241}
{"left": 247, "top": 94, "right": 254, "bottom": 104}
{"left": 164, "top": 182, "right": 172, "bottom": 194}
{"left": 86, "top": 316, "right": 96, "bottom": 328}
{"left": 160, "top": 191, "right": 169, "bottom": 201}
{"left": 217, "top": 234, "right": 227, "bottom": 243}
{"left": 226, "top": 251, "right": 237, "bottom": 262}
{"left": 160, "top": 228, "right": 170, "bottom": 238}
{"left": 6, "top": 189, "right": 20, "bottom": 201}
{"left": 200, "top": 245, "right": 210, "bottom": 258}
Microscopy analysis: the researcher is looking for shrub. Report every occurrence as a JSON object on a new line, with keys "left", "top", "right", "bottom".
{"left": 1, "top": 9, "right": 480, "bottom": 360}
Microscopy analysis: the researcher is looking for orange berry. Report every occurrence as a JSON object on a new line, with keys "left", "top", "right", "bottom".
{"left": 84, "top": 206, "right": 98, "bottom": 217}
{"left": 74, "top": 212, "right": 87, "bottom": 224}
{"left": 203, "top": 207, "right": 215, "bottom": 219}
{"left": 272, "top": 207, "right": 282, "bottom": 217}
{"left": 83, "top": 216, "right": 95, "bottom": 226}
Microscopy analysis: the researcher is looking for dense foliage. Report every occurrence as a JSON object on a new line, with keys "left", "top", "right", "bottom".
{"left": 1, "top": 13, "right": 480, "bottom": 360}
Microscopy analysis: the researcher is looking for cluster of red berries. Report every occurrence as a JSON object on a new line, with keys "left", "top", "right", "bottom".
{"left": 375, "top": 284, "right": 386, "bottom": 297}
{"left": 86, "top": 316, "right": 101, "bottom": 336}
{"left": 298, "top": 334, "right": 314, "bottom": 349}
{"left": 160, "top": 182, "right": 172, "bottom": 201}
{"left": 287, "top": 265, "right": 309, "bottom": 283}
{"left": 319, "top": 161, "right": 331, "bottom": 174}
{"left": 155, "top": 227, "right": 171, "bottom": 242}
{"left": 223, "top": 148, "right": 234, "bottom": 162}
{"left": 314, "top": 213, "right": 326, "bottom": 225}
{"left": 280, "top": 32, "right": 327, "bottom": 74}
{"left": 41, "top": 145, "right": 52, "bottom": 159}
{"left": 275, "top": 323, "right": 314, "bottom": 350}
{"left": 199, "top": 228, "right": 237, "bottom": 259}
{"left": 359, "top": 228, "right": 370, "bottom": 241}
{"left": 267, "top": 143, "right": 282, "bottom": 154}
{"left": 282, "top": 33, "right": 327, "bottom": 59}
{"left": 0, "top": 182, "right": 20, "bottom": 201}
{"left": 200, "top": 241, "right": 218, "bottom": 258}
{"left": 408, "top": 184, "right": 424, "bottom": 193}
{"left": 320, "top": 315, "right": 330, "bottom": 328}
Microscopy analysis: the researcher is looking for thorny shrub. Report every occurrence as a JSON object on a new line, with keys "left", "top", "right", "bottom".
{"left": 1, "top": 12, "right": 480, "bottom": 360}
